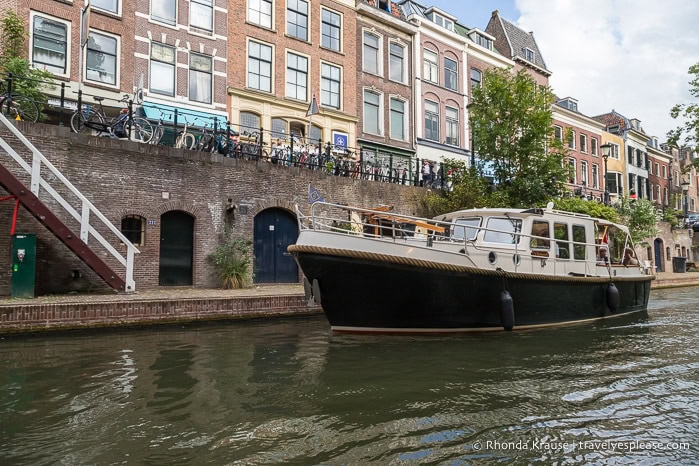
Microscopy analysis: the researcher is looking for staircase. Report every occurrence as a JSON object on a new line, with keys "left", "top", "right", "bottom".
{"left": 0, "top": 113, "right": 138, "bottom": 292}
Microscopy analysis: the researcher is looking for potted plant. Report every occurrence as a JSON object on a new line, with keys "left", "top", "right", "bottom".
{"left": 208, "top": 236, "right": 252, "bottom": 289}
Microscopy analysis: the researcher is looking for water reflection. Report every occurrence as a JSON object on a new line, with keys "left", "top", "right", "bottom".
{"left": 0, "top": 289, "right": 697, "bottom": 464}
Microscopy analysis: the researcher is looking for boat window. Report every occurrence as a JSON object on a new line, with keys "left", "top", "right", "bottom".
{"left": 572, "top": 224, "right": 586, "bottom": 260}
{"left": 554, "top": 222, "right": 570, "bottom": 259}
{"left": 452, "top": 217, "right": 481, "bottom": 240}
{"left": 483, "top": 217, "right": 522, "bottom": 244}
{"left": 530, "top": 220, "right": 550, "bottom": 249}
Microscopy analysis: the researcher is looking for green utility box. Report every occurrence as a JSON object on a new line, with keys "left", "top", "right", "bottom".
{"left": 11, "top": 233, "right": 36, "bottom": 298}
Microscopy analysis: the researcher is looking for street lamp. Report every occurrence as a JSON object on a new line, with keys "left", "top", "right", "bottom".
{"left": 681, "top": 179, "right": 690, "bottom": 227}
{"left": 600, "top": 143, "right": 612, "bottom": 205}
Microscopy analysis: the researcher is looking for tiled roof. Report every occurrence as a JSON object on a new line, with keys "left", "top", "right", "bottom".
{"left": 498, "top": 16, "right": 549, "bottom": 71}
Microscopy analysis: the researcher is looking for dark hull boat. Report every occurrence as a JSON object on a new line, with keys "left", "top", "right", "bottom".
{"left": 289, "top": 202, "right": 653, "bottom": 333}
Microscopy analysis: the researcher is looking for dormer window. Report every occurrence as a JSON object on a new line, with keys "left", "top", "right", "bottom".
{"left": 431, "top": 12, "right": 453, "bottom": 31}
{"left": 522, "top": 47, "right": 535, "bottom": 62}
{"left": 475, "top": 34, "right": 492, "bottom": 50}
{"left": 378, "top": 0, "right": 390, "bottom": 12}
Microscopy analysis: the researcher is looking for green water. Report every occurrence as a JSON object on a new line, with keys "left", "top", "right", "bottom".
{"left": 1, "top": 287, "right": 697, "bottom": 465}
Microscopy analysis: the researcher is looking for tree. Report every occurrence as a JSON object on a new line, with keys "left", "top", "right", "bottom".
{"left": 668, "top": 62, "right": 699, "bottom": 152}
{"left": 0, "top": 10, "right": 54, "bottom": 117}
{"left": 469, "top": 68, "right": 570, "bottom": 208}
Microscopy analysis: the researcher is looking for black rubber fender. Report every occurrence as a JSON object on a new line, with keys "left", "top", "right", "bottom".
{"left": 606, "top": 282, "right": 620, "bottom": 312}
{"left": 500, "top": 290, "right": 514, "bottom": 331}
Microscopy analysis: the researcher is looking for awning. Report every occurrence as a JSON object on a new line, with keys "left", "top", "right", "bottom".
{"left": 141, "top": 102, "right": 228, "bottom": 129}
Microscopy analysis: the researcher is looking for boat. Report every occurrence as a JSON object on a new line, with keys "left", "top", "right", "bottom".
{"left": 288, "top": 201, "right": 654, "bottom": 333}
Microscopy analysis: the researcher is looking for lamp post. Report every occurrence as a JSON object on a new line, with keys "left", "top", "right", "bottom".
{"left": 681, "top": 179, "right": 690, "bottom": 227}
{"left": 600, "top": 143, "right": 612, "bottom": 205}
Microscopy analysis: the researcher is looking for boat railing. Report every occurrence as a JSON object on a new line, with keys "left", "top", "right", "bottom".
{"left": 298, "top": 202, "right": 633, "bottom": 276}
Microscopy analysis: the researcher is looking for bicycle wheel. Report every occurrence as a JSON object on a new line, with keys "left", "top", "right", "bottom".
{"left": 150, "top": 125, "right": 164, "bottom": 145}
{"left": 182, "top": 133, "right": 196, "bottom": 150}
{"left": 1, "top": 95, "right": 40, "bottom": 122}
{"left": 71, "top": 107, "right": 106, "bottom": 134}
{"left": 128, "top": 117, "right": 154, "bottom": 143}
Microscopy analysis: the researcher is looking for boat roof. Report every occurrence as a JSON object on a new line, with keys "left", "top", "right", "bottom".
{"left": 434, "top": 206, "right": 631, "bottom": 234}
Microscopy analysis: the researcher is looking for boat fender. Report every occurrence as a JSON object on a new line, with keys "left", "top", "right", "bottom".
{"left": 606, "top": 283, "right": 619, "bottom": 313}
{"left": 500, "top": 290, "right": 514, "bottom": 331}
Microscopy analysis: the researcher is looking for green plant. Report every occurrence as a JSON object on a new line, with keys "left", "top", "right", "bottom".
{"left": 208, "top": 236, "right": 251, "bottom": 289}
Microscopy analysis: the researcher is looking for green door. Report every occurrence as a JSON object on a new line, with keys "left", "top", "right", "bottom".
{"left": 11, "top": 233, "right": 36, "bottom": 298}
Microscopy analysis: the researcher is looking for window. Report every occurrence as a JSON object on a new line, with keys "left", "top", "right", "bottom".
{"left": 32, "top": 15, "right": 68, "bottom": 75}
{"left": 567, "top": 130, "right": 576, "bottom": 149}
{"left": 591, "top": 137, "right": 598, "bottom": 156}
{"left": 568, "top": 157, "right": 576, "bottom": 183}
{"left": 363, "top": 31, "right": 380, "bottom": 75}
{"left": 523, "top": 47, "right": 535, "bottom": 62}
{"left": 446, "top": 106, "right": 458, "bottom": 146}
{"left": 580, "top": 134, "right": 587, "bottom": 153}
{"left": 452, "top": 218, "right": 481, "bottom": 241}
{"left": 190, "top": 0, "right": 213, "bottom": 31}
{"left": 240, "top": 111, "right": 260, "bottom": 134}
{"left": 553, "top": 125, "right": 563, "bottom": 141}
{"left": 474, "top": 34, "right": 492, "bottom": 50}
{"left": 189, "top": 53, "right": 212, "bottom": 103}
{"left": 430, "top": 12, "right": 453, "bottom": 31}
{"left": 654, "top": 162, "right": 660, "bottom": 176}
{"left": 92, "top": 0, "right": 119, "bottom": 15}
{"left": 592, "top": 164, "right": 599, "bottom": 189}
{"left": 444, "top": 57, "right": 457, "bottom": 91}
{"left": 86, "top": 31, "right": 118, "bottom": 86}
{"left": 389, "top": 42, "right": 405, "bottom": 83}
{"left": 424, "top": 100, "right": 439, "bottom": 142}
{"left": 470, "top": 68, "right": 481, "bottom": 89}
{"left": 249, "top": 0, "right": 272, "bottom": 28}
{"left": 609, "top": 143, "right": 620, "bottom": 159}
{"left": 390, "top": 98, "right": 405, "bottom": 141}
{"left": 151, "top": 0, "right": 176, "bottom": 25}
{"left": 286, "top": 52, "right": 308, "bottom": 101}
{"left": 363, "top": 90, "right": 381, "bottom": 135}
{"left": 581, "top": 160, "right": 588, "bottom": 186}
{"left": 530, "top": 220, "right": 550, "bottom": 249}
{"left": 662, "top": 165, "right": 667, "bottom": 178}
{"left": 287, "top": 0, "right": 308, "bottom": 40}
{"left": 321, "top": 8, "right": 341, "bottom": 51}
{"left": 484, "top": 217, "right": 521, "bottom": 244}
{"left": 423, "top": 49, "right": 438, "bottom": 84}
{"left": 121, "top": 215, "right": 145, "bottom": 247}
{"left": 248, "top": 40, "right": 272, "bottom": 92}
{"left": 572, "top": 225, "right": 586, "bottom": 260}
{"left": 554, "top": 222, "right": 569, "bottom": 259}
{"left": 150, "top": 42, "right": 175, "bottom": 96}
{"left": 321, "top": 63, "right": 341, "bottom": 109}
{"left": 663, "top": 187, "right": 668, "bottom": 205}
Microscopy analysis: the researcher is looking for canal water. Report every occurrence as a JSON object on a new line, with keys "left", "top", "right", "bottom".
{"left": 1, "top": 288, "right": 697, "bottom": 465}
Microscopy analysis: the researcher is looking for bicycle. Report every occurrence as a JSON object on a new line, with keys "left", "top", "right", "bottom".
{"left": 148, "top": 111, "right": 166, "bottom": 145}
{"left": 174, "top": 119, "right": 196, "bottom": 150}
{"left": 0, "top": 82, "right": 40, "bottom": 122}
{"left": 70, "top": 94, "right": 153, "bottom": 143}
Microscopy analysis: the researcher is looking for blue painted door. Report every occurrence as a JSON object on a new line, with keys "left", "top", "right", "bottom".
{"left": 159, "top": 210, "right": 194, "bottom": 285}
{"left": 254, "top": 209, "right": 299, "bottom": 283}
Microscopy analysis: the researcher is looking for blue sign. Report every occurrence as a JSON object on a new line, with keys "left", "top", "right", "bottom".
{"left": 333, "top": 132, "right": 348, "bottom": 150}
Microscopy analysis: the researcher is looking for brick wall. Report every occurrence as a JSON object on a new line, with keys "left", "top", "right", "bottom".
{"left": 0, "top": 121, "right": 425, "bottom": 296}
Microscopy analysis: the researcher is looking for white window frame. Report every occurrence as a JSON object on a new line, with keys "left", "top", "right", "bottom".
{"left": 286, "top": 0, "right": 308, "bottom": 41}
{"left": 189, "top": 52, "right": 212, "bottom": 104}
{"left": 470, "top": 68, "right": 481, "bottom": 89}
{"left": 151, "top": 0, "right": 177, "bottom": 26}
{"left": 579, "top": 133, "right": 587, "bottom": 153}
{"left": 149, "top": 41, "right": 176, "bottom": 97}
{"left": 85, "top": 29, "right": 120, "bottom": 87}
{"left": 444, "top": 56, "right": 458, "bottom": 91}
{"left": 580, "top": 160, "right": 588, "bottom": 186}
{"left": 190, "top": 0, "right": 213, "bottom": 32}
{"left": 445, "top": 105, "right": 459, "bottom": 146}
{"left": 363, "top": 89, "right": 382, "bottom": 135}
{"left": 30, "top": 12, "right": 70, "bottom": 78}
{"left": 423, "top": 49, "right": 438, "bottom": 84}
{"left": 321, "top": 7, "right": 341, "bottom": 52}
{"left": 424, "top": 99, "right": 439, "bottom": 142}
{"left": 321, "top": 62, "right": 341, "bottom": 109}
{"left": 247, "top": 39, "right": 273, "bottom": 92}
{"left": 286, "top": 51, "right": 308, "bottom": 101}
{"left": 388, "top": 41, "right": 406, "bottom": 84}
{"left": 362, "top": 30, "right": 382, "bottom": 76}
{"left": 92, "top": 0, "right": 121, "bottom": 16}
{"left": 591, "top": 163, "right": 599, "bottom": 189}
{"left": 568, "top": 157, "right": 577, "bottom": 184}
{"left": 249, "top": 0, "right": 273, "bottom": 29}
{"left": 591, "top": 137, "right": 598, "bottom": 157}
{"left": 523, "top": 47, "right": 535, "bottom": 62}
{"left": 567, "top": 130, "right": 576, "bottom": 150}
{"left": 553, "top": 125, "right": 563, "bottom": 141}
{"left": 389, "top": 96, "right": 406, "bottom": 141}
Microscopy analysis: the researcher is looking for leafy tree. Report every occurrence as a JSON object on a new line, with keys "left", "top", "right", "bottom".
{"left": 469, "top": 68, "right": 570, "bottom": 208}
{"left": 615, "top": 197, "right": 659, "bottom": 245}
{"left": 668, "top": 62, "right": 699, "bottom": 152}
{"left": 0, "top": 10, "right": 54, "bottom": 117}
{"left": 415, "top": 159, "right": 489, "bottom": 217}
{"left": 553, "top": 197, "right": 619, "bottom": 223}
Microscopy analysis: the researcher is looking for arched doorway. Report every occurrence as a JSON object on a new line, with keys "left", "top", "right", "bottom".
{"left": 159, "top": 210, "right": 194, "bottom": 285}
{"left": 654, "top": 238, "right": 664, "bottom": 272}
{"left": 253, "top": 208, "right": 298, "bottom": 283}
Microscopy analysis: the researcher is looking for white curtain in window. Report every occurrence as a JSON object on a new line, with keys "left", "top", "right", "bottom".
{"left": 190, "top": 70, "right": 211, "bottom": 103}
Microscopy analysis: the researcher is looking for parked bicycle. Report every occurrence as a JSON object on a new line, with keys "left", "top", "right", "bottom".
{"left": 70, "top": 94, "right": 153, "bottom": 143}
{"left": 174, "top": 118, "right": 197, "bottom": 150}
{"left": 0, "top": 82, "right": 40, "bottom": 122}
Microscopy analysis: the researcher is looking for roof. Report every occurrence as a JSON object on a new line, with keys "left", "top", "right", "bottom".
{"left": 358, "top": 0, "right": 407, "bottom": 21}
{"left": 486, "top": 11, "right": 550, "bottom": 74}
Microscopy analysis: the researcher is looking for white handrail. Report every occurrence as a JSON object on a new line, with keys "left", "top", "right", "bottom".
{"left": 0, "top": 113, "right": 139, "bottom": 291}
